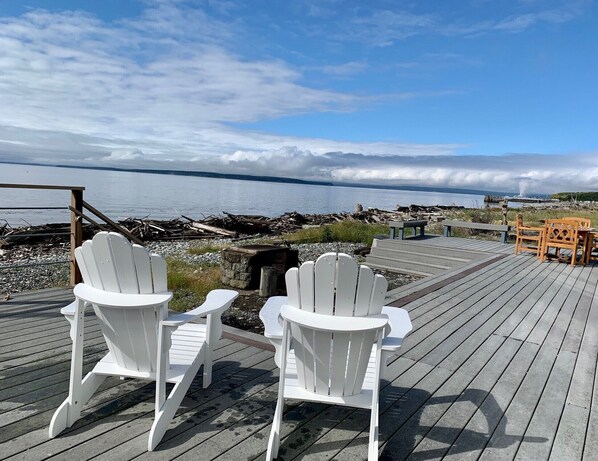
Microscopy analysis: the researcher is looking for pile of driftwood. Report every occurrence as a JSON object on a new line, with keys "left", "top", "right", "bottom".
{"left": 0, "top": 204, "right": 461, "bottom": 247}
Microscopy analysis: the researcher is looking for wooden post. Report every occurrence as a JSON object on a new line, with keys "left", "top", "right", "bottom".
{"left": 501, "top": 201, "right": 509, "bottom": 225}
{"left": 70, "top": 189, "right": 83, "bottom": 286}
{"left": 259, "top": 267, "right": 277, "bottom": 297}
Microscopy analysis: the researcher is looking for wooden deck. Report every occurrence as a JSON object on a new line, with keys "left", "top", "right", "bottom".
{"left": 1, "top": 237, "right": 597, "bottom": 460}
{"left": 366, "top": 235, "right": 513, "bottom": 277}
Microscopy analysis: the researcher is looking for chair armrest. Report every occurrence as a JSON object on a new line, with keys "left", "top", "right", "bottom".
{"left": 60, "top": 300, "right": 78, "bottom": 317}
{"left": 163, "top": 289, "right": 238, "bottom": 327}
{"left": 259, "top": 296, "right": 287, "bottom": 339}
{"left": 380, "top": 306, "right": 413, "bottom": 352}
{"left": 520, "top": 226, "right": 544, "bottom": 232}
{"left": 73, "top": 283, "right": 172, "bottom": 308}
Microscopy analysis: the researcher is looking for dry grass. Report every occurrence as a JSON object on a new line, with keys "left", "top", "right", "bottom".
{"left": 283, "top": 221, "right": 388, "bottom": 246}
{"left": 187, "top": 243, "right": 229, "bottom": 255}
{"left": 166, "top": 258, "right": 222, "bottom": 312}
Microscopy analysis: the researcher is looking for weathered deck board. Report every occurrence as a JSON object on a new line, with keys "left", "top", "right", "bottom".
{"left": 1, "top": 236, "right": 597, "bottom": 461}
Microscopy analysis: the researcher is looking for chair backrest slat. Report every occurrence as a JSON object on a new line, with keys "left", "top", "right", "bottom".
{"left": 313, "top": 330, "right": 333, "bottom": 394}
{"left": 110, "top": 233, "right": 139, "bottom": 294}
{"left": 286, "top": 267, "right": 300, "bottom": 308}
{"left": 354, "top": 266, "right": 374, "bottom": 316}
{"left": 329, "top": 332, "right": 351, "bottom": 395}
{"left": 92, "top": 232, "right": 121, "bottom": 292}
{"left": 75, "top": 242, "right": 93, "bottom": 288}
{"left": 298, "top": 262, "right": 315, "bottom": 312}
{"left": 133, "top": 245, "right": 153, "bottom": 293}
{"left": 151, "top": 254, "right": 167, "bottom": 293}
{"left": 314, "top": 256, "right": 336, "bottom": 315}
{"left": 369, "top": 276, "right": 388, "bottom": 315}
{"left": 291, "top": 323, "right": 313, "bottom": 390}
{"left": 334, "top": 255, "right": 359, "bottom": 315}
{"left": 75, "top": 232, "right": 167, "bottom": 373}
{"left": 349, "top": 330, "right": 377, "bottom": 394}
{"left": 77, "top": 241, "right": 104, "bottom": 289}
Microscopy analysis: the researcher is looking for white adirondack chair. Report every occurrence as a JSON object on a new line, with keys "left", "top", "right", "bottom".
{"left": 259, "top": 253, "right": 413, "bottom": 461}
{"left": 48, "top": 232, "right": 238, "bottom": 451}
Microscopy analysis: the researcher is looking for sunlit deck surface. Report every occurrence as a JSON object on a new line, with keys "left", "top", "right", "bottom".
{"left": 1, "top": 236, "right": 597, "bottom": 460}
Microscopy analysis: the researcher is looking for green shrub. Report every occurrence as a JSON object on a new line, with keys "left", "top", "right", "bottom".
{"left": 322, "top": 226, "right": 334, "bottom": 242}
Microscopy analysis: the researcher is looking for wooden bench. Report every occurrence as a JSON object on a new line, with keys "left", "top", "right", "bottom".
{"left": 389, "top": 220, "right": 428, "bottom": 240}
{"left": 442, "top": 219, "right": 512, "bottom": 244}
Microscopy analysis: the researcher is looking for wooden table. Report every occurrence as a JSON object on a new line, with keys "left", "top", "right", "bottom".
{"left": 579, "top": 228, "right": 598, "bottom": 264}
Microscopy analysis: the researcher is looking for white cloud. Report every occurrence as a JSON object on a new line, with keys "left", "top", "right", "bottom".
{"left": 0, "top": 5, "right": 356, "bottom": 141}
{"left": 103, "top": 149, "right": 145, "bottom": 161}
{"left": 338, "top": 1, "right": 584, "bottom": 45}
{"left": 346, "top": 10, "right": 436, "bottom": 46}
{"left": 318, "top": 61, "right": 368, "bottom": 76}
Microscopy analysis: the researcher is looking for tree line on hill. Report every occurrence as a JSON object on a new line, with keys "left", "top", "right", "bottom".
{"left": 551, "top": 192, "right": 598, "bottom": 201}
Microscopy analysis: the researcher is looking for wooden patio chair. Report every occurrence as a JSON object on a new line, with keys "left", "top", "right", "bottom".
{"left": 514, "top": 213, "right": 544, "bottom": 256}
{"left": 260, "top": 253, "right": 413, "bottom": 461}
{"left": 564, "top": 217, "right": 591, "bottom": 228}
{"left": 48, "top": 232, "right": 238, "bottom": 450}
{"left": 540, "top": 219, "right": 582, "bottom": 267}
{"left": 564, "top": 217, "right": 593, "bottom": 263}
{"left": 590, "top": 233, "right": 598, "bottom": 262}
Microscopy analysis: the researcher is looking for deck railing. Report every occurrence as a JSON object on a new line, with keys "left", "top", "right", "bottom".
{"left": 1, "top": 183, "right": 143, "bottom": 287}
{"left": 0, "top": 183, "right": 84, "bottom": 285}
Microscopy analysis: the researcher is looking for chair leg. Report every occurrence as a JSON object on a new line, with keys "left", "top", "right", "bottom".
{"left": 203, "top": 345, "right": 212, "bottom": 388}
{"left": 148, "top": 348, "right": 204, "bottom": 450}
{"left": 368, "top": 400, "right": 380, "bottom": 461}
{"left": 50, "top": 297, "right": 105, "bottom": 439}
{"left": 266, "top": 398, "right": 284, "bottom": 461}
{"left": 49, "top": 371, "right": 105, "bottom": 438}
{"left": 540, "top": 241, "right": 548, "bottom": 262}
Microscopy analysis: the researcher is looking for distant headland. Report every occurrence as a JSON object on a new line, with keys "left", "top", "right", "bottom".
{"left": 1, "top": 160, "right": 513, "bottom": 197}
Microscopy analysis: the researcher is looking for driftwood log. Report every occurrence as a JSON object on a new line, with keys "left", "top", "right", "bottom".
{"left": 0, "top": 204, "right": 464, "bottom": 247}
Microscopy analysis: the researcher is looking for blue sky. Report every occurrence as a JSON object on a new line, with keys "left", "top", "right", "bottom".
{"left": 0, "top": 0, "right": 596, "bottom": 194}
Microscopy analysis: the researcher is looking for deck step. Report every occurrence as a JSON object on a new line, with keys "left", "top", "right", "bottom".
{"left": 364, "top": 254, "right": 447, "bottom": 276}
{"left": 370, "top": 246, "right": 475, "bottom": 265}
{"left": 373, "top": 238, "right": 490, "bottom": 259}
{"left": 366, "top": 238, "right": 493, "bottom": 277}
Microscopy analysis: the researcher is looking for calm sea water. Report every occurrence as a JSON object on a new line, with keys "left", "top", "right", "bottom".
{"left": 0, "top": 163, "right": 485, "bottom": 226}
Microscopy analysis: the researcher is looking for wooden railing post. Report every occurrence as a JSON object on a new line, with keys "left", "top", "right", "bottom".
{"left": 70, "top": 189, "right": 84, "bottom": 286}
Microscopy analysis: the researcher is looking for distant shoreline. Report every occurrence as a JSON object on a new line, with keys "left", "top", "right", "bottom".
{"left": 0, "top": 160, "right": 514, "bottom": 197}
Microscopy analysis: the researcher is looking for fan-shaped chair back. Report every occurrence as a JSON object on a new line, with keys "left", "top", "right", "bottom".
{"left": 283, "top": 253, "right": 388, "bottom": 397}
{"left": 75, "top": 232, "right": 168, "bottom": 372}
{"left": 285, "top": 252, "right": 387, "bottom": 316}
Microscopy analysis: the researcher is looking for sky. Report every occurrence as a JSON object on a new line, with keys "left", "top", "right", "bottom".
{"left": 0, "top": 0, "right": 596, "bottom": 195}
